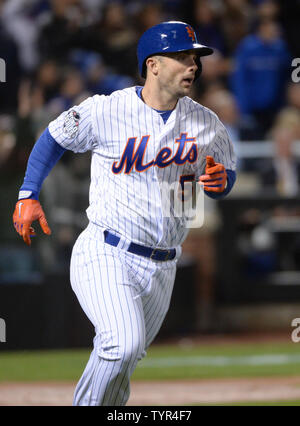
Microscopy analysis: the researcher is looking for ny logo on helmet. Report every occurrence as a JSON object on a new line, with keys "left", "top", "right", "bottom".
{"left": 186, "top": 26, "right": 196, "bottom": 42}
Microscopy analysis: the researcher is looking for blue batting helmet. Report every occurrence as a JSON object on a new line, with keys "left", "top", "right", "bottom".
{"left": 137, "top": 21, "right": 214, "bottom": 79}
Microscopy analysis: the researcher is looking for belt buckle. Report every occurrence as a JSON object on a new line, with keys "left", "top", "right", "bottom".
{"left": 150, "top": 248, "right": 171, "bottom": 261}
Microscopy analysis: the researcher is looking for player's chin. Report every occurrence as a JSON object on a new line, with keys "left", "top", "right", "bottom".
{"left": 177, "top": 84, "right": 192, "bottom": 97}
{"left": 180, "top": 80, "right": 193, "bottom": 94}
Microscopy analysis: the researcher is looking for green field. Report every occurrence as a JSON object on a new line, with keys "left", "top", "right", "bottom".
{"left": 0, "top": 340, "right": 299, "bottom": 382}
{"left": 0, "top": 339, "right": 300, "bottom": 405}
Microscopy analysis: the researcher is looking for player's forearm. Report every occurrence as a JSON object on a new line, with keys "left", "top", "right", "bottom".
{"left": 18, "top": 128, "right": 66, "bottom": 200}
{"left": 204, "top": 169, "right": 236, "bottom": 200}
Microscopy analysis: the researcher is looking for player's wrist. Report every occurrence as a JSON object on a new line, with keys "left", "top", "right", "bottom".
{"left": 18, "top": 190, "right": 39, "bottom": 200}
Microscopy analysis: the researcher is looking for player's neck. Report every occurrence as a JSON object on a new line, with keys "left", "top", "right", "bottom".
{"left": 141, "top": 83, "right": 177, "bottom": 111}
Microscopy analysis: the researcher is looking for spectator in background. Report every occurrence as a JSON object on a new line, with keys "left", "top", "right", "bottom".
{"left": 12, "top": 65, "right": 70, "bottom": 178}
{"left": 230, "top": 18, "right": 292, "bottom": 139}
{"left": 0, "top": 0, "right": 47, "bottom": 72}
{"left": 286, "top": 82, "right": 300, "bottom": 112}
{"left": 0, "top": 1, "right": 22, "bottom": 114}
{"left": 271, "top": 108, "right": 300, "bottom": 196}
{"left": 0, "top": 115, "right": 16, "bottom": 174}
{"left": 191, "top": 0, "right": 228, "bottom": 56}
{"left": 33, "top": 59, "right": 61, "bottom": 106}
{"left": 17, "top": 59, "right": 64, "bottom": 132}
{"left": 80, "top": 0, "right": 106, "bottom": 25}
{"left": 221, "top": 0, "right": 253, "bottom": 55}
{"left": 186, "top": 1, "right": 235, "bottom": 98}
{"left": 39, "top": 150, "right": 90, "bottom": 274}
{"left": 202, "top": 88, "right": 243, "bottom": 168}
{"left": 46, "top": 66, "right": 89, "bottom": 114}
{"left": 0, "top": 114, "right": 20, "bottom": 243}
{"left": 256, "top": 0, "right": 279, "bottom": 21}
{"left": 134, "top": 2, "right": 164, "bottom": 36}
{"left": 12, "top": 78, "right": 47, "bottom": 177}
{"left": 69, "top": 50, "right": 134, "bottom": 96}
{"left": 199, "top": 49, "right": 230, "bottom": 86}
{"left": 260, "top": 107, "right": 300, "bottom": 196}
{"left": 38, "top": 0, "right": 83, "bottom": 63}
{"left": 75, "top": 1, "right": 138, "bottom": 78}
{"left": 11, "top": 71, "right": 91, "bottom": 272}
{"left": 277, "top": 0, "right": 300, "bottom": 58}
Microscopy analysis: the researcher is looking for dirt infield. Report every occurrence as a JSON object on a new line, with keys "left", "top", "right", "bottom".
{"left": 1, "top": 376, "right": 300, "bottom": 405}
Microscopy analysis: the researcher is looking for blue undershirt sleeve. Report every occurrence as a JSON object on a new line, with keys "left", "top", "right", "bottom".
{"left": 19, "top": 127, "right": 66, "bottom": 200}
{"left": 204, "top": 169, "right": 236, "bottom": 199}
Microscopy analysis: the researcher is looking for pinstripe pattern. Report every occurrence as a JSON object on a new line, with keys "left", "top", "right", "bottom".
{"left": 48, "top": 87, "right": 236, "bottom": 248}
{"left": 47, "top": 86, "right": 236, "bottom": 406}
{"left": 70, "top": 223, "right": 176, "bottom": 405}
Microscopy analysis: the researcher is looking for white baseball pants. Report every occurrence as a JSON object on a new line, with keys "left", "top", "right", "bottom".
{"left": 70, "top": 223, "right": 179, "bottom": 406}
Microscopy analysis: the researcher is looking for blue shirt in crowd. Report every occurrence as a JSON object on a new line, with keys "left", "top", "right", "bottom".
{"left": 230, "top": 34, "right": 291, "bottom": 115}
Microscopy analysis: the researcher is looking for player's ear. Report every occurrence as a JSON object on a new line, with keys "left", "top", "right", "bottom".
{"left": 145, "top": 56, "right": 160, "bottom": 77}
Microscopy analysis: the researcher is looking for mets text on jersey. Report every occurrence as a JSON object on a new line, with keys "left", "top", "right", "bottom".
{"left": 111, "top": 132, "right": 204, "bottom": 227}
{"left": 112, "top": 133, "right": 197, "bottom": 174}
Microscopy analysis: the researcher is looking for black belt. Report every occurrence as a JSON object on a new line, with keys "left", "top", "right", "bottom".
{"left": 103, "top": 230, "right": 176, "bottom": 261}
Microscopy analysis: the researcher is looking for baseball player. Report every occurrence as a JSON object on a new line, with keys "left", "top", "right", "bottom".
{"left": 13, "top": 21, "right": 236, "bottom": 405}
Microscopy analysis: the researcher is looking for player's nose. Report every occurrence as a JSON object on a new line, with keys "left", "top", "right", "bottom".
{"left": 187, "top": 56, "right": 198, "bottom": 73}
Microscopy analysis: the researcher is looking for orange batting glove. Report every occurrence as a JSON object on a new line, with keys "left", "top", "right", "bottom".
{"left": 199, "top": 156, "right": 227, "bottom": 193}
{"left": 13, "top": 199, "right": 51, "bottom": 246}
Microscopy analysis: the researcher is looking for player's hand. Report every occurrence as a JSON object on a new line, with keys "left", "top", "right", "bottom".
{"left": 13, "top": 199, "right": 51, "bottom": 246}
{"left": 199, "top": 156, "right": 227, "bottom": 193}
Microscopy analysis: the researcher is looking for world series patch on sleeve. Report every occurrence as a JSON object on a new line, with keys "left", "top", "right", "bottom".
{"left": 63, "top": 109, "right": 80, "bottom": 139}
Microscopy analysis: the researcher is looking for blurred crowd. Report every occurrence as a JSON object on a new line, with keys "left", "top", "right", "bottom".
{"left": 0, "top": 0, "right": 299, "bottom": 181}
{"left": 0, "top": 0, "right": 300, "bottom": 277}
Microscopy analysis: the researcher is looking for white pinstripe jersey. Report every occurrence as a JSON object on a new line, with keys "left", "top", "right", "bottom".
{"left": 48, "top": 86, "right": 236, "bottom": 248}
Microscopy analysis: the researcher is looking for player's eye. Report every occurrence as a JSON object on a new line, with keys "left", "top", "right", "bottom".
{"left": 176, "top": 53, "right": 197, "bottom": 63}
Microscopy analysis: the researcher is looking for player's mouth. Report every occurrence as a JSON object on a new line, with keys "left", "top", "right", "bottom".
{"left": 182, "top": 77, "right": 194, "bottom": 86}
